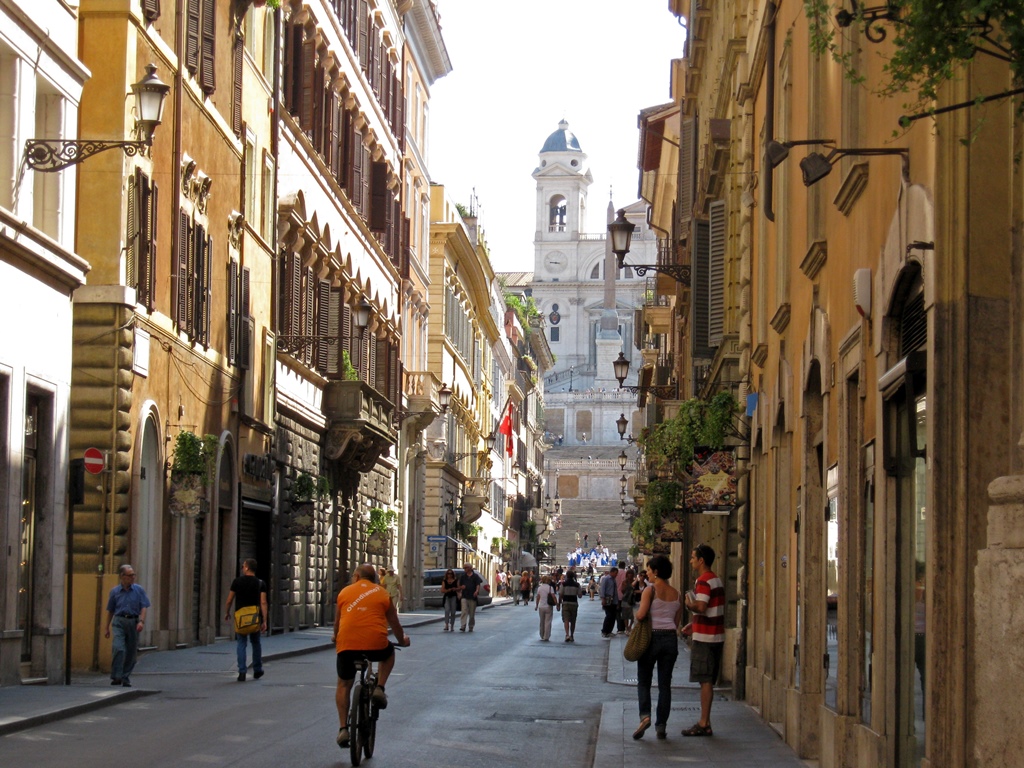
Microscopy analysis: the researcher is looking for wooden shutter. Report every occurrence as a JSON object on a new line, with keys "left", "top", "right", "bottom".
{"left": 341, "top": 302, "right": 352, "bottom": 367}
{"left": 316, "top": 280, "right": 331, "bottom": 372}
{"left": 340, "top": 108, "right": 353, "bottom": 188}
{"left": 191, "top": 224, "right": 205, "bottom": 341}
{"left": 690, "top": 218, "right": 712, "bottom": 360}
{"left": 374, "top": 337, "right": 387, "bottom": 393}
{"left": 300, "top": 36, "right": 316, "bottom": 133}
{"left": 289, "top": 254, "right": 301, "bottom": 338}
{"left": 142, "top": 0, "right": 161, "bottom": 22}
{"left": 228, "top": 260, "right": 238, "bottom": 365}
{"left": 326, "top": 288, "right": 341, "bottom": 375}
{"left": 678, "top": 117, "right": 696, "bottom": 226}
{"left": 303, "top": 267, "right": 315, "bottom": 366}
{"left": 350, "top": 127, "right": 363, "bottom": 211}
{"left": 283, "top": 22, "right": 302, "bottom": 114}
{"left": 232, "top": 32, "right": 244, "bottom": 137}
{"left": 176, "top": 211, "right": 190, "bottom": 329}
{"left": 369, "top": 161, "right": 388, "bottom": 232}
{"left": 126, "top": 170, "right": 138, "bottom": 292}
{"left": 366, "top": 331, "right": 376, "bottom": 386}
{"left": 358, "top": 0, "right": 369, "bottom": 72}
{"left": 394, "top": 78, "right": 404, "bottom": 150}
{"left": 388, "top": 343, "right": 399, "bottom": 406}
{"left": 140, "top": 174, "right": 156, "bottom": 309}
{"left": 185, "top": 0, "right": 200, "bottom": 73}
{"left": 360, "top": 144, "right": 371, "bottom": 219}
{"left": 313, "top": 62, "right": 327, "bottom": 154}
{"left": 200, "top": 0, "right": 216, "bottom": 94}
{"left": 328, "top": 92, "right": 341, "bottom": 179}
{"left": 707, "top": 199, "right": 726, "bottom": 347}
{"left": 240, "top": 267, "right": 251, "bottom": 368}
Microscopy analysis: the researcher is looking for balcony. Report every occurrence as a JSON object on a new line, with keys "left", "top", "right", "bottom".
{"left": 322, "top": 380, "right": 396, "bottom": 471}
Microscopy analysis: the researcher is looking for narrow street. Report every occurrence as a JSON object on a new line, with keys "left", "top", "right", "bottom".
{"left": 1, "top": 603, "right": 618, "bottom": 768}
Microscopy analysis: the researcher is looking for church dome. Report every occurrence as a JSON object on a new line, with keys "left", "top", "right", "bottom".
{"left": 540, "top": 119, "right": 582, "bottom": 153}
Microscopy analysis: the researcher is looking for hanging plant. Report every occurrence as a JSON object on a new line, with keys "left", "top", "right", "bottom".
{"left": 293, "top": 471, "right": 331, "bottom": 502}
{"left": 169, "top": 431, "right": 218, "bottom": 517}
{"left": 638, "top": 392, "right": 740, "bottom": 482}
{"left": 367, "top": 506, "right": 397, "bottom": 536}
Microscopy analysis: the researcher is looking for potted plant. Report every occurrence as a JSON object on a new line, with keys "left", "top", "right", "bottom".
{"left": 169, "top": 431, "right": 217, "bottom": 517}
{"left": 366, "top": 506, "right": 397, "bottom": 556}
{"left": 341, "top": 350, "right": 359, "bottom": 381}
{"left": 291, "top": 471, "right": 330, "bottom": 536}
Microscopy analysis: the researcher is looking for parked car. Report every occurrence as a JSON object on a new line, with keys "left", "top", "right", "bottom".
{"left": 422, "top": 568, "right": 492, "bottom": 608}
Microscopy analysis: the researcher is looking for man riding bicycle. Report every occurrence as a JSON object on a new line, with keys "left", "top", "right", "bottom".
{"left": 333, "top": 563, "right": 411, "bottom": 748}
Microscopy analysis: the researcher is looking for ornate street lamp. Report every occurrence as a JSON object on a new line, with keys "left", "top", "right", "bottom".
{"left": 25, "top": 64, "right": 170, "bottom": 172}
{"left": 608, "top": 208, "right": 690, "bottom": 284}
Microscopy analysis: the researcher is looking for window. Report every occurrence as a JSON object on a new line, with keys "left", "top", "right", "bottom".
{"left": 175, "top": 211, "right": 212, "bottom": 345}
{"left": 244, "top": 134, "right": 257, "bottom": 225}
{"left": 141, "top": 0, "right": 161, "bottom": 22}
{"left": 261, "top": 150, "right": 275, "bottom": 242}
{"left": 186, "top": 0, "right": 217, "bottom": 95}
{"left": 227, "top": 261, "right": 250, "bottom": 368}
{"left": 550, "top": 327, "right": 560, "bottom": 343}
{"left": 126, "top": 169, "right": 158, "bottom": 309}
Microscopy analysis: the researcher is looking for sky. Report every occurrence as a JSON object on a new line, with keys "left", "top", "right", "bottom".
{"left": 428, "top": 0, "right": 685, "bottom": 273}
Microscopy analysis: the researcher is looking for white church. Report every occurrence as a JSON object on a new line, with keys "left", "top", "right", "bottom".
{"left": 500, "top": 120, "right": 656, "bottom": 550}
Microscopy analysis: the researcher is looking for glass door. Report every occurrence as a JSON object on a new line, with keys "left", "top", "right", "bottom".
{"left": 18, "top": 397, "right": 39, "bottom": 670}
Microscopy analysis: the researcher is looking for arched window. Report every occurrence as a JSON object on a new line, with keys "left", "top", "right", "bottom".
{"left": 549, "top": 195, "right": 568, "bottom": 232}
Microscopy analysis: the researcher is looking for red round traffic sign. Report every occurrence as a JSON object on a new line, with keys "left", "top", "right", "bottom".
{"left": 83, "top": 447, "right": 105, "bottom": 475}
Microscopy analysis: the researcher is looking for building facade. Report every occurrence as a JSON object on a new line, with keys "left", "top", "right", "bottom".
{"left": 0, "top": 0, "right": 89, "bottom": 685}
{"left": 631, "top": 2, "right": 1023, "bottom": 767}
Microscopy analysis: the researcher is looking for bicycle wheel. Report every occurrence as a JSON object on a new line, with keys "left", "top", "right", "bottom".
{"left": 364, "top": 706, "right": 377, "bottom": 758}
{"left": 349, "top": 683, "right": 364, "bottom": 766}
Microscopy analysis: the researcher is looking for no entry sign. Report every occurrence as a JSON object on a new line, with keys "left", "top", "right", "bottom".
{"left": 83, "top": 447, "right": 105, "bottom": 475}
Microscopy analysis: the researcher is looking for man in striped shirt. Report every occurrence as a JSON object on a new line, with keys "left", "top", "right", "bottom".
{"left": 681, "top": 544, "right": 725, "bottom": 737}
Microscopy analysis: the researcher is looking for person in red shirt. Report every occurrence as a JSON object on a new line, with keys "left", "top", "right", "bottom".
{"left": 332, "top": 564, "right": 410, "bottom": 748}
{"left": 681, "top": 544, "right": 725, "bottom": 737}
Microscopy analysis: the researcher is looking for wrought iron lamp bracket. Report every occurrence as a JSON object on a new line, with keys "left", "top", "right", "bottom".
{"left": 24, "top": 138, "right": 150, "bottom": 173}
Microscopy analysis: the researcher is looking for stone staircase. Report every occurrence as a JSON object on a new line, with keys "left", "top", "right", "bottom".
{"left": 549, "top": 497, "right": 634, "bottom": 571}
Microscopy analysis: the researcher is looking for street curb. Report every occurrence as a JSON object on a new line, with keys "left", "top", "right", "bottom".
{"left": 0, "top": 688, "right": 156, "bottom": 737}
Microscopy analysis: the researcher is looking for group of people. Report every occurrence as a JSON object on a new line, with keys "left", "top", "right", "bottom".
{"left": 565, "top": 545, "right": 618, "bottom": 569}
{"left": 106, "top": 545, "right": 724, "bottom": 752}
{"left": 436, "top": 564, "right": 486, "bottom": 631}
{"left": 629, "top": 544, "right": 725, "bottom": 742}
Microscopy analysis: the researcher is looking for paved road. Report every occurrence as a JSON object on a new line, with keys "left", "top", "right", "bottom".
{"left": 0, "top": 601, "right": 617, "bottom": 768}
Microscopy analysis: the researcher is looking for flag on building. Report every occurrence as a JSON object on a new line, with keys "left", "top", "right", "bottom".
{"left": 499, "top": 402, "right": 514, "bottom": 457}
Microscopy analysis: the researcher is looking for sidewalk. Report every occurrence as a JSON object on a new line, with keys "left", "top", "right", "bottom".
{"left": 0, "top": 602, "right": 814, "bottom": 768}
{"left": 599, "top": 632, "right": 815, "bottom": 767}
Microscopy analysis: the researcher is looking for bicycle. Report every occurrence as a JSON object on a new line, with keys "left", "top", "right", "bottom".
{"left": 347, "top": 649, "right": 396, "bottom": 765}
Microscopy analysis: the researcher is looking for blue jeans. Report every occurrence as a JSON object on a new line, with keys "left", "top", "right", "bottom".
{"left": 236, "top": 631, "right": 263, "bottom": 675}
{"left": 444, "top": 595, "right": 457, "bottom": 627}
{"left": 111, "top": 616, "right": 139, "bottom": 681}
{"left": 637, "top": 631, "right": 679, "bottom": 727}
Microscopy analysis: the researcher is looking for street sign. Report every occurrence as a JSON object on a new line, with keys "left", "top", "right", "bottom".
{"left": 426, "top": 535, "right": 447, "bottom": 542}
{"left": 83, "top": 447, "right": 105, "bottom": 475}
{"left": 428, "top": 542, "right": 440, "bottom": 554}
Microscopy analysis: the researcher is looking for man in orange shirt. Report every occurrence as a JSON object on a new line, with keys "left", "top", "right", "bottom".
{"left": 333, "top": 563, "right": 411, "bottom": 748}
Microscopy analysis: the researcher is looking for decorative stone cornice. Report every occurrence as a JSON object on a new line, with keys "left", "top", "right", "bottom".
{"left": 834, "top": 162, "right": 869, "bottom": 216}
{"left": 800, "top": 240, "right": 828, "bottom": 280}
{"left": 770, "top": 303, "right": 791, "bottom": 334}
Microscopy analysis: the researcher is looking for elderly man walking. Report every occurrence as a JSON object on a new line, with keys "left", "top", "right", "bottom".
{"left": 103, "top": 564, "right": 150, "bottom": 687}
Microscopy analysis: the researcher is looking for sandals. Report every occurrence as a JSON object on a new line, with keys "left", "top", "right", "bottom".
{"left": 681, "top": 722, "right": 713, "bottom": 737}
{"left": 632, "top": 716, "right": 651, "bottom": 740}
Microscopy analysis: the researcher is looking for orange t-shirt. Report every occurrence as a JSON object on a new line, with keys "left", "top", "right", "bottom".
{"left": 335, "top": 580, "right": 391, "bottom": 653}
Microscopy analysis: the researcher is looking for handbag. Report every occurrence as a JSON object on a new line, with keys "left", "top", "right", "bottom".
{"left": 234, "top": 605, "right": 261, "bottom": 635}
{"left": 546, "top": 588, "right": 557, "bottom": 607}
{"left": 623, "top": 616, "right": 652, "bottom": 661}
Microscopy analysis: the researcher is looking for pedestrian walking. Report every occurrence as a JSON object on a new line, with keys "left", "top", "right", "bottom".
{"left": 103, "top": 564, "right": 151, "bottom": 687}
{"left": 632, "top": 554, "right": 682, "bottom": 741}
{"left": 381, "top": 567, "right": 403, "bottom": 611}
{"left": 440, "top": 568, "right": 459, "bottom": 631}
{"left": 508, "top": 568, "right": 522, "bottom": 605}
{"left": 599, "top": 567, "right": 620, "bottom": 637}
{"left": 520, "top": 569, "right": 533, "bottom": 606}
{"left": 620, "top": 568, "right": 635, "bottom": 631}
{"left": 534, "top": 574, "right": 557, "bottom": 641}
{"left": 457, "top": 563, "right": 484, "bottom": 632}
{"left": 615, "top": 560, "right": 629, "bottom": 633}
{"left": 587, "top": 575, "right": 598, "bottom": 600}
{"left": 559, "top": 569, "right": 581, "bottom": 641}
{"left": 681, "top": 544, "right": 725, "bottom": 737}
{"left": 224, "top": 558, "right": 268, "bottom": 681}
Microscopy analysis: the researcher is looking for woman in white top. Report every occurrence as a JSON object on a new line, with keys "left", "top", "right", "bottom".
{"left": 534, "top": 574, "right": 558, "bottom": 641}
{"left": 631, "top": 554, "right": 682, "bottom": 740}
